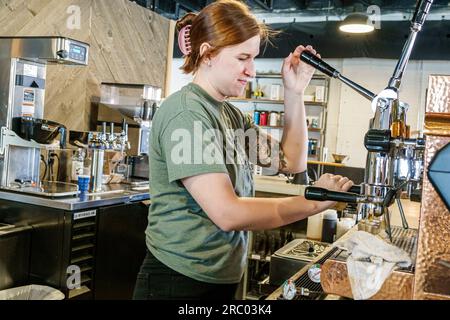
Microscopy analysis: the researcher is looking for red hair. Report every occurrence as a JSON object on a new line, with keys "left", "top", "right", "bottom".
{"left": 176, "top": 0, "right": 272, "bottom": 74}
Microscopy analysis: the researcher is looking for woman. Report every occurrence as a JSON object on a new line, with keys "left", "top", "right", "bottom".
{"left": 133, "top": 0, "right": 353, "bottom": 300}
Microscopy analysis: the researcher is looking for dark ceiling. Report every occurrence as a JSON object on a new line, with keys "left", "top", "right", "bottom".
{"left": 132, "top": 1, "right": 450, "bottom": 60}
{"left": 134, "top": 0, "right": 450, "bottom": 20}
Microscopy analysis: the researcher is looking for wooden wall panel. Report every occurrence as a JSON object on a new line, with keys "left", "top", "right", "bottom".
{"left": 0, "top": 0, "right": 170, "bottom": 131}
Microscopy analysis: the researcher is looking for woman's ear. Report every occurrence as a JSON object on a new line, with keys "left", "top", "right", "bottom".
{"left": 199, "top": 42, "right": 212, "bottom": 65}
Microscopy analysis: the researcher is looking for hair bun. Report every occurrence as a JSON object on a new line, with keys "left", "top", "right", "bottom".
{"left": 176, "top": 12, "right": 197, "bottom": 32}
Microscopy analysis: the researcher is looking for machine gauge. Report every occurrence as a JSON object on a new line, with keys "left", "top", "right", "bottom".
{"left": 282, "top": 280, "right": 297, "bottom": 300}
{"left": 308, "top": 264, "right": 322, "bottom": 283}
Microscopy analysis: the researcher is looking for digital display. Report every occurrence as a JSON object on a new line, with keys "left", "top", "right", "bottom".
{"left": 69, "top": 43, "right": 87, "bottom": 62}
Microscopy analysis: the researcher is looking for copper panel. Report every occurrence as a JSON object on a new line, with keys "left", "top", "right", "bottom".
{"left": 414, "top": 135, "right": 450, "bottom": 299}
{"left": 321, "top": 259, "right": 414, "bottom": 300}
{"left": 426, "top": 75, "right": 450, "bottom": 114}
{"left": 424, "top": 113, "right": 450, "bottom": 137}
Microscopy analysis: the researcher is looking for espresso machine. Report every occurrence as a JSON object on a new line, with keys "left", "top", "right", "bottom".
{"left": 267, "top": 0, "right": 450, "bottom": 300}
{"left": 0, "top": 36, "right": 89, "bottom": 197}
{"left": 301, "top": 0, "right": 432, "bottom": 241}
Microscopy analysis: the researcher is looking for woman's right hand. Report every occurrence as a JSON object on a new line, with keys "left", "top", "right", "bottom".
{"left": 312, "top": 173, "right": 354, "bottom": 211}
{"left": 314, "top": 173, "right": 353, "bottom": 192}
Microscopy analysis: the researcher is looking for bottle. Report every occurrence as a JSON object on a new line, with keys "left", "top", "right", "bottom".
{"left": 71, "top": 149, "right": 85, "bottom": 182}
{"left": 245, "top": 82, "right": 252, "bottom": 98}
{"left": 269, "top": 111, "right": 280, "bottom": 126}
{"left": 253, "top": 111, "right": 260, "bottom": 125}
{"left": 259, "top": 111, "right": 268, "bottom": 126}
{"left": 321, "top": 209, "right": 338, "bottom": 243}
{"left": 310, "top": 139, "right": 318, "bottom": 155}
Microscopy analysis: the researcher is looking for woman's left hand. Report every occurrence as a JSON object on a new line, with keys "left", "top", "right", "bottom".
{"left": 281, "top": 45, "right": 319, "bottom": 95}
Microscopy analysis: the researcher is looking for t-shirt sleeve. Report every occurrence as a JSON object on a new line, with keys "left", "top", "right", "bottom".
{"left": 160, "top": 110, "right": 229, "bottom": 183}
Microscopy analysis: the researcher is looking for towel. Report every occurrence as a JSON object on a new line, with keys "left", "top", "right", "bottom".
{"left": 334, "top": 230, "right": 412, "bottom": 300}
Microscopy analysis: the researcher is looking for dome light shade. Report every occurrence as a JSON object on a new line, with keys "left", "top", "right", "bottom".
{"left": 339, "top": 13, "right": 375, "bottom": 34}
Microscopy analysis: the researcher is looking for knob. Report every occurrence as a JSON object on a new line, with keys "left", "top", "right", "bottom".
{"left": 364, "top": 129, "right": 391, "bottom": 153}
{"left": 56, "top": 50, "right": 68, "bottom": 59}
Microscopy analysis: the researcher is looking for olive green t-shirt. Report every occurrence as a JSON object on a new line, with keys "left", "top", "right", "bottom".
{"left": 146, "top": 83, "right": 255, "bottom": 284}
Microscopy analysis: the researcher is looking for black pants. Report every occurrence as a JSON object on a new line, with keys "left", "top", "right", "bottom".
{"left": 133, "top": 250, "right": 239, "bottom": 300}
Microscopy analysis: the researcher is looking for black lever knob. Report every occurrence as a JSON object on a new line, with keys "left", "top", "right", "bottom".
{"left": 305, "top": 187, "right": 359, "bottom": 203}
{"left": 56, "top": 49, "right": 68, "bottom": 59}
{"left": 412, "top": 0, "right": 433, "bottom": 28}
{"left": 364, "top": 129, "right": 391, "bottom": 153}
{"left": 300, "top": 51, "right": 339, "bottom": 78}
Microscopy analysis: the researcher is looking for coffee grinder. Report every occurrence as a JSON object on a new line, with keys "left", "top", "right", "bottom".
{"left": 0, "top": 36, "right": 89, "bottom": 196}
{"left": 98, "top": 83, "right": 161, "bottom": 184}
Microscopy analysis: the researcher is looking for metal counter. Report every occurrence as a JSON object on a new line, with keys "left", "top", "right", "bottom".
{"left": 0, "top": 183, "right": 150, "bottom": 211}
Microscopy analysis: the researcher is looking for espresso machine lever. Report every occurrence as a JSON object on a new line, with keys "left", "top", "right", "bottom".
{"left": 300, "top": 51, "right": 377, "bottom": 101}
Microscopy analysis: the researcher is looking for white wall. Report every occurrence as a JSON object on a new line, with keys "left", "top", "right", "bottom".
{"left": 168, "top": 57, "right": 450, "bottom": 168}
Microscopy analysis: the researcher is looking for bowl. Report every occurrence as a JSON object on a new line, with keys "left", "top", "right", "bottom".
{"left": 332, "top": 153, "right": 348, "bottom": 163}
{"left": 12, "top": 117, "right": 67, "bottom": 148}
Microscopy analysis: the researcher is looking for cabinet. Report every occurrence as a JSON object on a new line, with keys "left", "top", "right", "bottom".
{"left": 240, "top": 190, "right": 308, "bottom": 300}
{"left": 94, "top": 201, "right": 149, "bottom": 299}
{"left": 228, "top": 73, "right": 330, "bottom": 163}
{"left": 0, "top": 198, "right": 149, "bottom": 300}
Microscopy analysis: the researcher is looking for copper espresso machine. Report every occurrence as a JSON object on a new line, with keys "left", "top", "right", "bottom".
{"left": 298, "top": 0, "right": 450, "bottom": 299}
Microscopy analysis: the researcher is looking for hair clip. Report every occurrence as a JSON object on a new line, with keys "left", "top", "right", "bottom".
{"left": 178, "top": 25, "right": 192, "bottom": 56}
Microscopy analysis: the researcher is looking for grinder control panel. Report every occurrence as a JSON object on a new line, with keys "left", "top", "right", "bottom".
{"left": 69, "top": 43, "right": 87, "bottom": 62}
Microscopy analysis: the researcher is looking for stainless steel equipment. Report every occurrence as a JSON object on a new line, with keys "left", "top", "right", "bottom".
{"left": 269, "top": 239, "right": 329, "bottom": 287}
{"left": 0, "top": 36, "right": 89, "bottom": 197}
{"left": 69, "top": 120, "right": 131, "bottom": 192}
{"left": 98, "top": 82, "right": 161, "bottom": 156}
{"left": 302, "top": 0, "right": 432, "bottom": 240}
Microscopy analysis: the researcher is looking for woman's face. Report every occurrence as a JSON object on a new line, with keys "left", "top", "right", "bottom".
{"left": 209, "top": 35, "right": 260, "bottom": 99}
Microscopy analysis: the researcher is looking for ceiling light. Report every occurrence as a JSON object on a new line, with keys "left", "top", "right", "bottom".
{"left": 339, "top": 13, "right": 375, "bottom": 34}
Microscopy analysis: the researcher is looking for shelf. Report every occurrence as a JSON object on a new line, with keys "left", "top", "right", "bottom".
{"left": 258, "top": 126, "right": 283, "bottom": 129}
{"left": 254, "top": 73, "right": 327, "bottom": 81}
{"left": 229, "top": 98, "right": 326, "bottom": 106}
{"left": 258, "top": 126, "right": 323, "bottom": 133}
{"left": 229, "top": 98, "right": 283, "bottom": 104}
{"left": 307, "top": 160, "right": 346, "bottom": 167}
